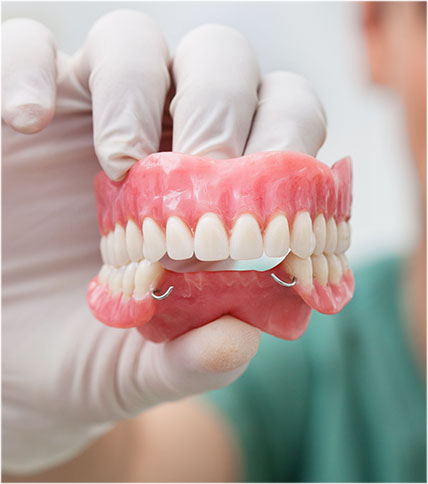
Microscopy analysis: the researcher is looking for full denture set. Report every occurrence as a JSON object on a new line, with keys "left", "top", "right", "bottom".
{"left": 87, "top": 151, "right": 354, "bottom": 342}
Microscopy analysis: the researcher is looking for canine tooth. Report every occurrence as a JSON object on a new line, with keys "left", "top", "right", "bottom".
{"left": 312, "top": 214, "right": 326, "bottom": 255}
{"left": 230, "top": 214, "right": 263, "bottom": 260}
{"left": 283, "top": 253, "right": 313, "bottom": 287}
{"left": 311, "top": 254, "right": 328, "bottom": 286}
{"left": 134, "top": 260, "right": 164, "bottom": 300}
{"left": 263, "top": 215, "right": 290, "bottom": 257}
{"left": 194, "top": 213, "right": 229, "bottom": 261}
{"left": 109, "top": 267, "right": 124, "bottom": 296}
{"left": 291, "top": 211, "right": 313, "bottom": 258}
{"left": 338, "top": 253, "right": 349, "bottom": 272}
{"left": 100, "top": 236, "right": 108, "bottom": 264}
{"left": 126, "top": 220, "right": 144, "bottom": 262}
{"left": 336, "top": 221, "right": 351, "bottom": 253}
{"left": 326, "top": 254, "right": 343, "bottom": 284}
{"left": 106, "top": 231, "right": 116, "bottom": 266}
{"left": 324, "top": 218, "right": 338, "bottom": 254}
{"left": 166, "top": 216, "right": 194, "bottom": 260}
{"left": 98, "top": 264, "right": 111, "bottom": 285}
{"left": 114, "top": 224, "right": 129, "bottom": 267}
{"left": 122, "top": 262, "right": 138, "bottom": 299}
{"left": 142, "top": 218, "right": 167, "bottom": 262}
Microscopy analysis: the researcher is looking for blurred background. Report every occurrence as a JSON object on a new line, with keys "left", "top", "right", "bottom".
{"left": 2, "top": 1, "right": 421, "bottom": 266}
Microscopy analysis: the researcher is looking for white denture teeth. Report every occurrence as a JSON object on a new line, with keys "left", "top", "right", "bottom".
{"left": 311, "top": 254, "right": 328, "bottom": 287}
{"left": 263, "top": 214, "right": 290, "bottom": 257}
{"left": 98, "top": 264, "right": 111, "bottom": 284}
{"left": 98, "top": 207, "right": 351, "bottom": 296}
{"left": 283, "top": 253, "right": 313, "bottom": 287}
{"left": 194, "top": 213, "right": 229, "bottom": 261}
{"left": 326, "top": 254, "right": 342, "bottom": 284}
{"left": 313, "top": 214, "right": 326, "bottom": 255}
{"left": 166, "top": 216, "right": 194, "bottom": 260}
{"left": 143, "top": 218, "right": 167, "bottom": 262}
{"left": 336, "top": 221, "right": 351, "bottom": 253}
{"left": 134, "top": 260, "right": 164, "bottom": 300}
{"left": 100, "top": 236, "right": 108, "bottom": 264}
{"left": 230, "top": 214, "right": 263, "bottom": 260}
{"left": 324, "top": 218, "right": 338, "bottom": 254}
{"left": 126, "top": 220, "right": 144, "bottom": 262}
{"left": 109, "top": 267, "right": 125, "bottom": 295}
{"left": 291, "top": 211, "right": 313, "bottom": 259}
{"left": 338, "top": 253, "right": 349, "bottom": 272}
{"left": 114, "top": 224, "right": 130, "bottom": 267}
{"left": 122, "top": 262, "right": 138, "bottom": 299}
{"left": 106, "top": 231, "right": 116, "bottom": 266}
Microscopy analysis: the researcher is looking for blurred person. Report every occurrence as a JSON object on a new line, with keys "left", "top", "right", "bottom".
{"left": 2, "top": 2, "right": 426, "bottom": 483}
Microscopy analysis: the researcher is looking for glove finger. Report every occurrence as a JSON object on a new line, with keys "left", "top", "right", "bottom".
{"left": 244, "top": 71, "right": 327, "bottom": 156}
{"left": 77, "top": 9, "right": 170, "bottom": 181}
{"left": 171, "top": 24, "right": 261, "bottom": 159}
{"left": 2, "top": 18, "right": 57, "bottom": 134}
{"left": 134, "top": 316, "right": 261, "bottom": 406}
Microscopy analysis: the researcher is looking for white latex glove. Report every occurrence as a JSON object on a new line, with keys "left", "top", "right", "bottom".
{"left": 2, "top": 10, "right": 327, "bottom": 475}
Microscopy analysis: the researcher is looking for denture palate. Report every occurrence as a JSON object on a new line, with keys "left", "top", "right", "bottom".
{"left": 97, "top": 210, "right": 351, "bottom": 297}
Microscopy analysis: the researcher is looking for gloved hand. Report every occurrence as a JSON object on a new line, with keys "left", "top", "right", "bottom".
{"left": 2, "top": 10, "right": 327, "bottom": 475}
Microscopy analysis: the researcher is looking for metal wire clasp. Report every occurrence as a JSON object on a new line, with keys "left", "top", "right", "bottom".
{"left": 270, "top": 273, "right": 297, "bottom": 287}
{"left": 150, "top": 286, "right": 174, "bottom": 300}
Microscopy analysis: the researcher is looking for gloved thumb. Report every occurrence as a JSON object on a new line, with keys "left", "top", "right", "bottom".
{"left": 132, "top": 316, "right": 261, "bottom": 409}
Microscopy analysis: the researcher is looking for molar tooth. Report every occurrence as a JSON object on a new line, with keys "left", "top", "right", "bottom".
{"left": 106, "top": 231, "right": 116, "bottom": 266}
{"left": 142, "top": 218, "right": 167, "bottom": 262}
{"left": 230, "top": 214, "right": 263, "bottom": 260}
{"left": 263, "top": 215, "right": 290, "bottom": 257}
{"left": 312, "top": 214, "right": 326, "bottom": 255}
{"left": 336, "top": 221, "right": 351, "bottom": 253}
{"left": 166, "top": 216, "right": 194, "bottom": 260}
{"left": 338, "top": 253, "right": 349, "bottom": 272}
{"left": 283, "top": 253, "right": 313, "bottom": 287}
{"left": 311, "top": 254, "right": 328, "bottom": 286}
{"left": 100, "top": 236, "right": 108, "bottom": 264}
{"left": 326, "top": 254, "right": 343, "bottom": 284}
{"left": 194, "top": 213, "right": 229, "bottom": 261}
{"left": 324, "top": 218, "right": 338, "bottom": 254}
{"left": 108, "top": 267, "right": 125, "bottom": 296}
{"left": 134, "top": 260, "right": 164, "bottom": 300}
{"left": 126, "top": 220, "right": 144, "bottom": 262}
{"left": 114, "top": 223, "right": 129, "bottom": 267}
{"left": 122, "top": 262, "right": 138, "bottom": 299}
{"left": 98, "top": 264, "right": 111, "bottom": 285}
{"left": 291, "top": 211, "right": 313, "bottom": 258}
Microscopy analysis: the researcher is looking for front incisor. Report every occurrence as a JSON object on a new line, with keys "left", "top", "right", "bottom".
{"left": 194, "top": 213, "right": 229, "bottom": 261}
{"left": 230, "top": 214, "right": 263, "bottom": 260}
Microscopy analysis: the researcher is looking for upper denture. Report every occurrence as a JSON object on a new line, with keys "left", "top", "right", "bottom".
{"left": 95, "top": 151, "right": 351, "bottom": 237}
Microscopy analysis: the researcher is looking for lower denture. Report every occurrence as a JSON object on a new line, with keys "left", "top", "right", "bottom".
{"left": 87, "top": 151, "right": 354, "bottom": 342}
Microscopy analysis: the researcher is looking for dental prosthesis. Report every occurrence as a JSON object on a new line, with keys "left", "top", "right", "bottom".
{"left": 87, "top": 151, "right": 354, "bottom": 342}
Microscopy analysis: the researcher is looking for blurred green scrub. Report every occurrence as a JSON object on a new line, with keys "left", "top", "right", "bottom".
{"left": 208, "top": 256, "right": 426, "bottom": 482}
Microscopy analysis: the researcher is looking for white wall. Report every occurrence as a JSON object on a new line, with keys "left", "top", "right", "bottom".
{"left": 2, "top": 1, "right": 421, "bottom": 265}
